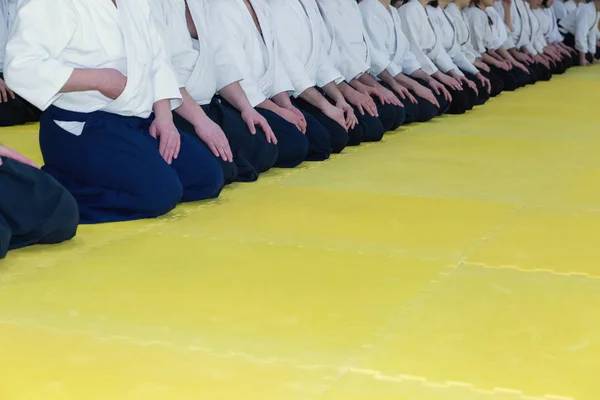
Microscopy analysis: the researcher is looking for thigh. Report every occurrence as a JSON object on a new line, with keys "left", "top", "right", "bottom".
{"left": 255, "top": 107, "right": 308, "bottom": 168}
{"left": 376, "top": 102, "right": 405, "bottom": 131}
{"left": 173, "top": 110, "right": 238, "bottom": 185}
{"left": 490, "top": 67, "right": 518, "bottom": 91}
{"left": 298, "top": 109, "right": 332, "bottom": 160}
{"left": 408, "top": 92, "right": 438, "bottom": 123}
{"left": 353, "top": 107, "right": 384, "bottom": 142}
{"left": 170, "top": 128, "right": 225, "bottom": 202}
{"left": 446, "top": 86, "right": 469, "bottom": 115}
{"left": 215, "top": 101, "right": 278, "bottom": 176}
{"left": 294, "top": 98, "right": 349, "bottom": 153}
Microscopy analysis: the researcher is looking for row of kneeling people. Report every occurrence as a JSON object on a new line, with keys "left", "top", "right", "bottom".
{"left": 0, "top": 0, "right": 598, "bottom": 258}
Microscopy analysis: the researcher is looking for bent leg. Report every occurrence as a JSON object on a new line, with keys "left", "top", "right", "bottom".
{"left": 39, "top": 108, "right": 186, "bottom": 223}
{"left": 293, "top": 98, "right": 349, "bottom": 153}
{"left": 0, "top": 157, "right": 78, "bottom": 252}
{"left": 255, "top": 107, "right": 309, "bottom": 167}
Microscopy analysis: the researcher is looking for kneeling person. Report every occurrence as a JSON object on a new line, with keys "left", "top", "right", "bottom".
{"left": 6, "top": 0, "right": 224, "bottom": 224}
{"left": 153, "top": 0, "right": 278, "bottom": 184}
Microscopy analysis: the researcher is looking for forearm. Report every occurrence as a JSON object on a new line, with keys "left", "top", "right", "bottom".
{"left": 271, "top": 92, "right": 293, "bottom": 109}
{"left": 59, "top": 68, "right": 105, "bottom": 94}
{"left": 497, "top": 47, "right": 517, "bottom": 63}
{"left": 218, "top": 81, "right": 254, "bottom": 113}
{"left": 357, "top": 72, "right": 381, "bottom": 88}
{"left": 174, "top": 88, "right": 209, "bottom": 128}
{"left": 410, "top": 68, "right": 433, "bottom": 83}
{"left": 153, "top": 98, "right": 173, "bottom": 120}
{"left": 488, "top": 49, "right": 505, "bottom": 61}
{"left": 299, "top": 87, "right": 331, "bottom": 111}
{"left": 321, "top": 81, "right": 345, "bottom": 104}
{"left": 394, "top": 73, "right": 421, "bottom": 91}
{"left": 377, "top": 69, "right": 399, "bottom": 89}
{"left": 256, "top": 98, "right": 285, "bottom": 114}
{"left": 482, "top": 53, "right": 501, "bottom": 66}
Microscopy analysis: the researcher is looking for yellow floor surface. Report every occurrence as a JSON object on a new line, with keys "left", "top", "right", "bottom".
{"left": 1, "top": 66, "right": 600, "bottom": 400}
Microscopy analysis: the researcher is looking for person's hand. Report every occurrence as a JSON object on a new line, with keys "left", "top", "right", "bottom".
{"left": 393, "top": 83, "right": 418, "bottom": 104}
{"left": 276, "top": 107, "right": 306, "bottom": 134}
{"left": 97, "top": 68, "right": 127, "bottom": 100}
{"left": 150, "top": 116, "right": 181, "bottom": 164}
{"left": 458, "top": 75, "right": 478, "bottom": 95}
{"left": 377, "top": 85, "right": 404, "bottom": 107}
{"left": 534, "top": 54, "right": 550, "bottom": 68}
{"left": 194, "top": 117, "right": 233, "bottom": 162}
{"left": 429, "top": 78, "right": 452, "bottom": 102}
{"left": 0, "top": 145, "right": 39, "bottom": 168}
{"left": 513, "top": 61, "right": 530, "bottom": 74}
{"left": 413, "top": 84, "right": 439, "bottom": 108}
{"left": 497, "top": 60, "right": 511, "bottom": 71}
{"left": 475, "top": 61, "right": 491, "bottom": 73}
{"left": 336, "top": 99, "right": 358, "bottom": 130}
{"left": 241, "top": 107, "right": 278, "bottom": 144}
{"left": 344, "top": 87, "right": 378, "bottom": 117}
{"left": 439, "top": 74, "right": 463, "bottom": 91}
{"left": 323, "top": 103, "right": 348, "bottom": 131}
{"left": 475, "top": 73, "right": 491, "bottom": 94}
{"left": 359, "top": 85, "right": 387, "bottom": 105}
{"left": 284, "top": 105, "right": 307, "bottom": 134}
{"left": 0, "top": 78, "right": 15, "bottom": 103}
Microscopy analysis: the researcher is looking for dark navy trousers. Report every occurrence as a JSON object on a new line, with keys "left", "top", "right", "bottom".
{"left": 0, "top": 157, "right": 79, "bottom": 258}
{"left": 39, "top": 106, "right": 224, "bottom": 224}
{"left": 174, "top": 98, "right": 278, "bottom": 184}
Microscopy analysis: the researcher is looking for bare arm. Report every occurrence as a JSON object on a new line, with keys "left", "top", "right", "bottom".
{"left": 218, "top": 81, "right": 255, "bottom": 113}
{"left": 298, "top": 86, "right": 333, "bottom": 111}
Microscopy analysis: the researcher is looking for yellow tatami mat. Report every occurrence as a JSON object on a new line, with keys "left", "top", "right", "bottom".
{"left": 1, "top": 66, "right": 600, "bottom": 400}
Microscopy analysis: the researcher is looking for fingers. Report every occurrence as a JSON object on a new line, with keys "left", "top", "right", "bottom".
{"left": 0, "top": 87, "right": 7, "bottom": 103}
{"left": 7, "top": 88, "right": 15, "bottom": 100}
{"left": 426, "top": 93, "right": 440, "bottom": 108}
{"left": 158, "top": 131, "right": 171, "bottom": 164}
{"left": 368, "top": 101, "right": 379, "bottom": 117}
{"left": 245, "top": 118, "right": 257, "bottom": 135}
{"left": 431, "top": 84, "right": 441, "bottom": 96}
{"left": 376, "top": 92, "right": 388, "bottom": 105}
{"left": 443, "top": 88, "right": 452, "bottom": 102}
{"left": 409, "top": 93, "right": 418, "bottom": 104}
{"left": 357, "top": 103, "right": 365, "bottom": 116}
{"left": 259, "top": 119, "right": 277, "bottom": 144}
{"left": 173, "top": 133, "right": 181, "bottom": 161}
{"left": 220, "top": 136, "right": 233, "bottom": 162}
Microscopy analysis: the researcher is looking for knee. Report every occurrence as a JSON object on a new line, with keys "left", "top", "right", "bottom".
{"left": 186, "top": 157, "right": 225, "bottom": 200}
{"left": 259, "top": 142, "right": 279, "bottom": 172}
{"left": 219, "top": 159, "right": 239, "bottom": 185}
{"left": 304, "top": 117, "right": 332, "bottom": 161}
{"left": 391, "top": 106, "right": 406, "bottom": 130}
{"left": 45, "top": 191, "right": 79, "bottom": 244}
{"left": 376, "top": 104, "right": 400, "bottom": 131}
{"left": 276, "top": 129, "right": 309, "bottom": 168}
{"left": 360, "top": 115, "right": 385, "bottom": 142}
{"left": 417, "top": 102, "right": 438, "bottom": 122}
{"left": 347, "top": 124, "right": 364, "bottom": 146}
{"left": 140, "top": 172, "right": 184, "bottom": 217}
{"left": 331, "top": 128, "right": 349, "bottom": 153}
